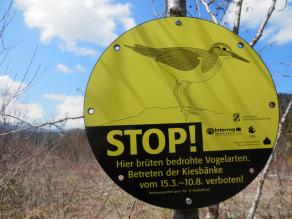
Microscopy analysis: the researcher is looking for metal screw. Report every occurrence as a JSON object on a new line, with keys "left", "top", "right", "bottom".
{"left": 175, "top": 19, "right": 182, "bottom": 26}
{"left": 249, "top": 168, "right": 255, "bottom": 174}
{"left": 88, "top": 108, "right": 95, "bottom": 115}
{"left": 114, "top": 44, "right": 121, "bottom": 51}
{"left": 269, "top": 101, "right": 276, "bottom": 108}
{"left": 238, "top": 42, "right": 244, "bottom": 48}
{"left": 118, "top": 175, "right": 124, "bottom": 181}
{"left": 186, "top": 197, "right": 192, "bottom": 205}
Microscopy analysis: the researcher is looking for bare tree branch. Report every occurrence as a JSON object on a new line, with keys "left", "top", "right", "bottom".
{"left": 152, "top": 0, "right": 167, "bottom": 18}
{"left": 128, "top": 199, "right": 137, "bottom": 218}
{"left": 0, "top": 115, "right": 84, "bottom": 136}
{"left": 200, "top": 0, "right": 218, "bottom": 23}
{"left": 277, "top": 0, "right": 287, "bottom": 11}
{"left": 0, "top": 0, "right": 15, "bottom": 52}
{"left": 246, "top": 100, "right": 292, "bottom": 219}
{"left": 280, "top": 62, "right": 292, "bottom": 67}
{"left": 249, "top": 0, "right": 277, "bottom": 47}
{"left": 233, "top": 0, "right": 243, "bottom": 34}
{"left": 0, "top": 47, "right": 46, "bottom": 117}
{"left": 207, "top": 0, "right": 216, "bottom": 5}
{"left": 195, "top": 0, "right": 202, "bottom": 18}
{"left": 96, "top": 183, "right": 115, "bottom": 218}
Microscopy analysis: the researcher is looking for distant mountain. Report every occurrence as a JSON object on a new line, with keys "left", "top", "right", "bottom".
{"left": 0, "top": 123, "right": 53, "bottom": 133}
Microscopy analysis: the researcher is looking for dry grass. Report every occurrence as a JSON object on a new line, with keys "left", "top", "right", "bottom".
{"left": 0, "top": 131, "right": 291, "bottom": 219}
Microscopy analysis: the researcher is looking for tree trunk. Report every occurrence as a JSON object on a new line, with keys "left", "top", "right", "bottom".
{"left": 166, "top": 0, "right": 186, "bottom": 17}
{"left": 165, "top": 1, "right": 198, "bottom": 218}
{"left": 173, "top": 208, "right": 199, "bottom": 219}
{"left": 165, "top": 1, "right": 219, "bottom": 218}
{"left": 205, "top": 204, "right": 219, "bottom": 219}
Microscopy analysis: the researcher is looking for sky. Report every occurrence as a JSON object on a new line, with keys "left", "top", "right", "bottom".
{"left": 0, "top": 0, "right": 291, "bottom": 128}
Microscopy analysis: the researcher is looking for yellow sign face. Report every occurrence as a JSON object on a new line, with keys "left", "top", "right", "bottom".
{"left": 84, "top": 18, "right": 278, "bottom": 209}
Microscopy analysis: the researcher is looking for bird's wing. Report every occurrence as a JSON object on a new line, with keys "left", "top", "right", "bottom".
{"left": 200, "top": 53, "right": 218, "bottom": 73}
{"left": 125, "top": 44, "right": 200, "bottom": 71}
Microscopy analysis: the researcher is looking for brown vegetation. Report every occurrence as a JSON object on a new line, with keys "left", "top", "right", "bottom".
{"left": 0, "top": 94, "right": 291, "bottom": 219}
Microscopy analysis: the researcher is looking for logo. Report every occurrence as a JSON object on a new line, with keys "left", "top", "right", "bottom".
{"left": 206, "top": 127, "right": 241, "bottom": 136}
{"left": 206, "top": 128, "right": 215, "bottom": 135}
{"left": 233, "top": 113, "right": 240, "bottom": 122}
{"left": 248, "top": 126, "right": 256, "bottom": 134}
{"left": 263, "top": 137, "right": 271, "bottom": 145}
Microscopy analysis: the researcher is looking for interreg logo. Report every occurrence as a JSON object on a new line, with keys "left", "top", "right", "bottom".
{"left": 206, "top": 127, "right": 242, "bottom": 135}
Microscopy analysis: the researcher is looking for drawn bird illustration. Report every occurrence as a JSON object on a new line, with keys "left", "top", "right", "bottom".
{"left": 125, "top": 43, "right": 249, "bottom": 117}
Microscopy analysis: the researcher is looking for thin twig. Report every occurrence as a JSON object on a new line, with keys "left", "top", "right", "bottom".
{"left": 277, "top": 0, "right": 287, "bottom": 11}
{"left": 279, "top": 62, "right": 292, "bottom": 67}
{"left": 2, "top": 114, "right": 34, "bottom": 127}
{"left": 200, "top": 0, "right": 218, "bottom": 23}
{"left": 96, "top": 183, "right": 115, "bottom": 218}
{"left": 249, "top": 0, "right": 277, "bottom": 47}
{"left": 0, "top": 47, "right": 44, "bottom": 115}
{"left": 112, "top": 201, "right": 123, "bottom": 219}
{"left": 233, "top": 0, "right": 243, "bottom": 34}
{"left": 128, "top": 199, "right": 137, "bottom": 219}
{"left": 218, "top": 0, "right": 232, "bottom": 23}
{"left": 0, "top": 115, "right": 84, "bottom": 136}
{"left": 194, "top": 0, "right": 201, "bottom": 18}
{"left": 246, "top": 100, "right": 292, "bottom": 219}
{"left": 207, "top": 0, "right": 216, "bottom": 5}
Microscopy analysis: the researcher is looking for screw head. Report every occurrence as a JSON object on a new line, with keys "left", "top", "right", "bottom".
{"left": 238, "top": 42, "right": 244, "bottom": 48}
{"left": 175, "top": 19, "right": 182, "bottom": 26}
{"left": 118, "top": 175, "right": 124, "bottom": 181}
{"left": 114, "top": 44, "right": 121, "bottom": 51}
{"left": 269, "top": 101, "right": 276, "bottom": 108}
{"left": 186, "top": 197, "right": 192, "bottom": 205}
{"left": 88, "top": 108, "right": 95, "bottom": 115}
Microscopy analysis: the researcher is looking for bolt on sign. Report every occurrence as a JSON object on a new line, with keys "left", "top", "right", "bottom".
{"left": 84, "top": 17, "right": 279, "bottom": 209}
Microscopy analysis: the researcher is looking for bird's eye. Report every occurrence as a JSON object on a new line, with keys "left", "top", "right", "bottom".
{"left": 223, "top": 47, "right": 227, "bottom": 51}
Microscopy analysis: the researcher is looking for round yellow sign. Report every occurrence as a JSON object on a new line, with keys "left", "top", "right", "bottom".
{"left": 84, "top": 17, "right": 278, "bottom": 208}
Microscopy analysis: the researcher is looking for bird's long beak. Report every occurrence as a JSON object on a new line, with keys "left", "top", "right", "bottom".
{"left": 231, "top": 52, "right": 249, "bottom": 63}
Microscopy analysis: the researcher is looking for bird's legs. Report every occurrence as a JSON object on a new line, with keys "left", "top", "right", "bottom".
{"left": 173, "top": 81, "right": 201, "bottom": 118}
{"left": 184, "top": 81, "right": 203, "bottom": 115}
{"left": 173, "top": 82, "right": 189, "bottom": 118}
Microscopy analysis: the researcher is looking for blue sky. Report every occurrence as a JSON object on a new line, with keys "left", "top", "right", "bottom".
{"left": 0, "top": 0, "right": 291, "bottom": 128}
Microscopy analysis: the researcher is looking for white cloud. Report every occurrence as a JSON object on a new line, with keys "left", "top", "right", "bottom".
{"left": 15, "top": 0, "right": 136, "bottom": 56}
{"left": 56, "top": 63, "right": 87, "bottom": 74}
{"left": 0, "top": 75, "right": 43, "bottom": 123}
{"left": 59, "top": 43, "right": 98, "bottom": 57}
{"left": 224, "top": 0, "right": 292, "bottom": 45}
{"left": 43, "top": 93, "right": 68, "bottom": 101}
{"left": 56, "top": 63, "right": 73, "bottom": 74}
{"left": 7, "top": 102, "right": 43, "bottom": 122}
{"left": 74, "top": 64, "right": 86, "bottom": 74}
{"left": 266, "top": 7, "right": 292, "bottom": 45}
{"left": 0, "top": 75, "right": 25, "bottom": 97}
{"left": 44, "top": 93, "right": 83, "bottom": 128}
